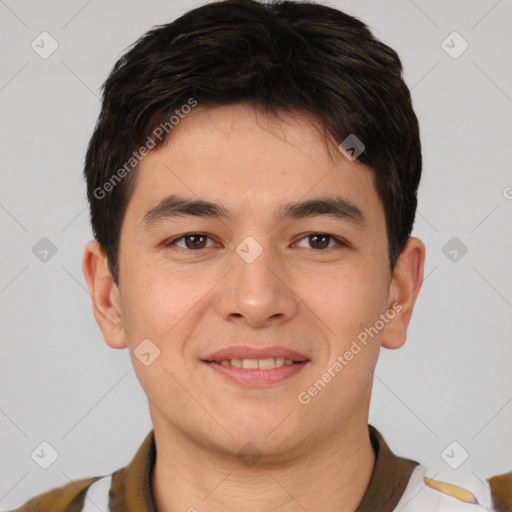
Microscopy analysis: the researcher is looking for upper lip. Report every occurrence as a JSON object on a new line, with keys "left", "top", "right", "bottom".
{"left": 203, "top": 345, "right": 309, "bottom": 362}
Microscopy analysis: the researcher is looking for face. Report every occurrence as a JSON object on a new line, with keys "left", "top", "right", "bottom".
{"left": 86, "top": 103, "right": 423, "bottom": 459}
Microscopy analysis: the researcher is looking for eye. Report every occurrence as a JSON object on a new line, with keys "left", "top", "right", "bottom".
{"left": 294, "top": 233, "right": 346, "bottom": 251}
{"left": 163, "top": 233, "right": 215, "bottom": 250}
{"left": 162, "top": 232, "right": 347, "bottom": 252}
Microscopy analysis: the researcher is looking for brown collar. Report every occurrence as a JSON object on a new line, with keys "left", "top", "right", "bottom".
{"left": 488, "top": 471, "right": 512, "bottom": 512}
{"left": 356, "top": 426, "right": 419, "bottom": 511}
{"left": 109, "top": 425, "right": 418, "bottom": 512}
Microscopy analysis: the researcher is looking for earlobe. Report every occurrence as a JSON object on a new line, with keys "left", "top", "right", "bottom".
{"left": 82, "top": 240, "right": 128, "bottom": 349}
{"left": 381, "top": 237, "right": 426, "bottom": 350}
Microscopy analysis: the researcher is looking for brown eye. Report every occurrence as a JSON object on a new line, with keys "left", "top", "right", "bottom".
{"left": 184, "top": 234, "right": 208, "bottom": 249}
{"left": 309, "top": 234, "right": 330, "bottom": 249}
{"left": 164, "top": 233, "right": 213, "bottom": 250}
{"left": 295, "top": 233, "right": 344, "bottom": 251}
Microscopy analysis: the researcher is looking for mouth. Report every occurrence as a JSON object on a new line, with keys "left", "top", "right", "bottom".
{"left": 201, "top": 346, "right": 310, "bottom": 387}
{"left": 205, "top": 357, "right": 304, "bottom": 369}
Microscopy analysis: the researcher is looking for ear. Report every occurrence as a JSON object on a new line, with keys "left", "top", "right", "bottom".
{"left": 381, "top": 237, "right": 425, "bottom": 350}
{"left": 82, "top": 240, "right": 127, "bottom": 349}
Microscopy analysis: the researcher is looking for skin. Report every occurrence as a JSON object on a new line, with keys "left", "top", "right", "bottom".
{"left": 83, "top": 103, "right": 425, "bottom": 512}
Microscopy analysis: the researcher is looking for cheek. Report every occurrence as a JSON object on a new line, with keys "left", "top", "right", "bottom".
{"left": 119, "top": 257, "right": 174, "bottom": 340}
{"left": 124, "top": 282, "right": 183, "bottom": 341}
{"left": 120, "top": 258, "right": 216, "bottom": 351}
{"left": 302, "top": 262, "right": 388, "bottom": 335}
{"left": 308, "top": 269, "right": 390, "bottom": 383}
{"left": 121, "top": 271, "right": 200, "bottom": 396}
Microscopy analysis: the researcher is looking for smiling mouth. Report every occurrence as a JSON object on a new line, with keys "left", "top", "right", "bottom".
{"left": 202, "top": 357, "right": 310, "bottom": 387}
{"left": 204, "top": 357, "right": 306, "bottom": 369}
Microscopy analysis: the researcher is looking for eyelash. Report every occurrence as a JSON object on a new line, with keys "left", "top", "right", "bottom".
{"left": 162, "top": 232, "right": 348, "bottom": 252}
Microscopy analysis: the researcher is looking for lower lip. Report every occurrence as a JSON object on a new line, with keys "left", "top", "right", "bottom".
{"left": 203, "top": 361, "right": 309, "bottom": 387}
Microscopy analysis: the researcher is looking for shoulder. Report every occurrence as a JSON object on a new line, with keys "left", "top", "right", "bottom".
{"left": 394, "top": 465, "right": 495, "bottom": 511}
{"left": 7, "top": 475, "right": 102, "bottom": 512}
{"left": 7, "top": 429, "right": 157, "bottom": 512}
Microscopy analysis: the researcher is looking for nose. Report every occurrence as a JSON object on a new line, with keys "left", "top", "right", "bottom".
{"left": 215, "top": 238, "right": 299, "bottom": 328}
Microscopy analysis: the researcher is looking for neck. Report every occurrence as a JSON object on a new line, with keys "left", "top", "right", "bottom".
{"left": 151, "top": 418, "right": 375, "bottom": 512}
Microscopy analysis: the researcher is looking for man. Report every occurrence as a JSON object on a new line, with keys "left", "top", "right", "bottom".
{"left": 9, "top": 0, "right": 503, "bottom": 510}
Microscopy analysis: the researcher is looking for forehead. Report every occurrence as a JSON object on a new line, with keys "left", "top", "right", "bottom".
{"left": 124, "top": 103, "right": 383, "bottom": 229}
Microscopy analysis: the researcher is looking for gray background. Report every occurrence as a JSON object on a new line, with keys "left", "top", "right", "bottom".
{"left": 1, "top": 0, "right": 511, "bottom": 509}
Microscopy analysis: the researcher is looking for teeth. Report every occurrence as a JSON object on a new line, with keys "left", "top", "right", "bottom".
{"left": 214, "top": 357, "right": 299, "bottom": 369}
{"left": 258, "top": 357, "right": 274, "bottom": 369}
{"left": 242, "top": 359, "right": 259, "bottom": 369}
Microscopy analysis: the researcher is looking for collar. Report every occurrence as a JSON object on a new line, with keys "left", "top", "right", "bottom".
{"left": 356, "top": 426, "right": 419, "bottom": 512}
{"left": 110, "top": 425, "right": 418, "bottom": 512}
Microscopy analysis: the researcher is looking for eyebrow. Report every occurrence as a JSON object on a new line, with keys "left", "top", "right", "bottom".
{"left": 140, "top": 194, "right": 367, "bottom": 230}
